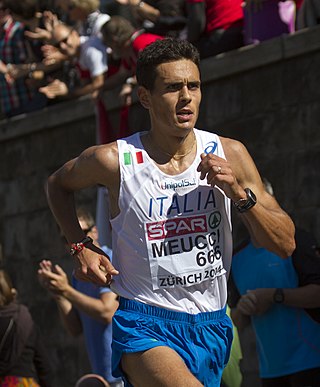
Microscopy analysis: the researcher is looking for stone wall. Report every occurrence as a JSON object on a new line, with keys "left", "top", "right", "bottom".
{"left": 1, "top": 26, "right": 320, "bottom": 386}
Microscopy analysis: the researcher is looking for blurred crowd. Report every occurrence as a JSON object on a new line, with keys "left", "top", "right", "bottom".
{"left": 0, "top": 0, "right": 319, "bottom": 123}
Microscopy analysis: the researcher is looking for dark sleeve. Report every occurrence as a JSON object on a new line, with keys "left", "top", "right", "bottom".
{"left": 227, "top": 271, "right": 241, "bottom": 309}
{"left": 155, "top": 15, "right": 187, "bottom": 30}
{"left": 292, "top": 228, "right": 320, "bottom": 286}
{"left": 292, "top": 228, "right": 320, "bottom": 323}
{"left": 145, "top": 0, "right": 187, "bottom": 35}
{"left": 32, "top": 325, "right": 55, "bottom": 387}
{"left": 186, "top": 1, "right": 206, "bottom": 43}
{"left": 0, "top": 317, "right": 15, "bottom": 375}
{"left": 150, "top": 0, "right": 185, "bottom": 17}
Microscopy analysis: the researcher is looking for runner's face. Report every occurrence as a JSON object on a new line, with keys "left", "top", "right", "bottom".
{"left": 146, "top": 59, "right": 201, "bottom": 137}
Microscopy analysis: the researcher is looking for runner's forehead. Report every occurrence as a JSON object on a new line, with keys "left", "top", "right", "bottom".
{"left": 155, "top": 60, "right": 200, "bottom": 83}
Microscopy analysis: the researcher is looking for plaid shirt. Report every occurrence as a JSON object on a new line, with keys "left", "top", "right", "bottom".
{"left": 0, "top": 18, "right": 34, "bottom": 116}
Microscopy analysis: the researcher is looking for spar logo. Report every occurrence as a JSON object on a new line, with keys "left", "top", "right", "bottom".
{"left": 146, "top": 214, "right": 207, "bottom": 240}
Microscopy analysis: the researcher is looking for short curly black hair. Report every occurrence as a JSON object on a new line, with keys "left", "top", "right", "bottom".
{"left": 136, "top": 38, "right": 200, "bottom": 92}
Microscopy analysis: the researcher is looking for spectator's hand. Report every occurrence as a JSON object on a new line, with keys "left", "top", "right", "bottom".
{"left": 119, "top": 83, "right": 133, "bottom": 106}
{"left": 0, "top": 60, "right": 7, "bottom": 74}
{"left": 38, "top": 260, "right": 71, "bottom": 296}
{"left": 5, "top": 64, "right": 44, "bottom": 82}
{"left": 0, "top": 61, "right": 13, "bottom": 83}
{"left": 236, "top": 291, "right": 258, "bottom": 316}
{"left": 43, "top": 11, "right": 60, "bottom": 33}
{"left": 6, "top": 64, "right": 29, "bottom": 80}
{"left": 73, "top": 244, "right": 119, "bottom": 286}
{"left": 92, "top": 89, "right": 99, "bottom": 99}
{"left": 237, "top": 288, "right": 273, "bottom": 316}
{"left": 42, "top": 45, "right": 67, "bottom": 65}
{"left": 24, "top": 11, "right": 59, "bottom": 42}
{"left": 38, "top": 259, "right": 54, "bottom": 292}
{"left": 25, "top": 27, "right": 52, "bottom": 42}
{"left": 248, "top": 288, "right": 274, "bottom": 315}
{"left": 39, "top": 79, "right": 69, "bottom": 98}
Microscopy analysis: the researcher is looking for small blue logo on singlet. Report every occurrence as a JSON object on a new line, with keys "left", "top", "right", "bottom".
{"left": 204, "top": 141, "right": 218, "bottom": 155}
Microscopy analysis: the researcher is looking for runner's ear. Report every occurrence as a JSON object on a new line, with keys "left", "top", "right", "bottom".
{"left": 137, "top": 86, "right": 150, "bottom": 109}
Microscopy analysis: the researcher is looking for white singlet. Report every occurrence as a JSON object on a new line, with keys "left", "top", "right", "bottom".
{"left": 110, "top": 128, "right": 232, "bottom": 314}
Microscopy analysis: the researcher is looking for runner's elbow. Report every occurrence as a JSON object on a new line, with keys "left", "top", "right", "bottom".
{"left": 277, "top": 237, "right": 296, "bottom": 259}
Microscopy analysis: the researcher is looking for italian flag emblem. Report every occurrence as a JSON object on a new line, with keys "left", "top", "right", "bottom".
{"left": 124, "top": 151, "right": 143, "bottom": 165}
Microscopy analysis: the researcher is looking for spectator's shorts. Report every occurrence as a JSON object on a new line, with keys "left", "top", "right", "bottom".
{"left": 112, "top": 297, "right": 233, "bottom": 386}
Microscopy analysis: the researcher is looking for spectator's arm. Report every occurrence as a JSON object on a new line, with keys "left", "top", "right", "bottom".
{"left": 187, "top": 1, "right": 206, "bottom": 43}
{"left": 0, "top": 60, "right": 7, "bottom": 73}
{"left": 259, "top": 285, "right": 320, "bottom": 309}
{"left": 71, "top": 73, "right": 105, "bottom": 98}
{"left": 115, "top": 0, "right": 160, "bottom": 23}
{"left": 6, "top": 61, "right": 61, "bottom": 81}
{"left": 125, "top": 0, "right": 187, "bottom": 31}
{"left": 55, "top": 295, "right": 83, "bottom": 336}
{"left": 38, "top": 260, "right": 83, "bottom": 336}
{"left": 230, "top": 288, "right": 273, "bottom": 330}
{"left": 234, "top": 284, "right": 320, "bottom": 323}
{"left": 228, "top": 273, "right": 251, "bottom": 330}
{"left": 103, "top": 65, "right": 132, "bottom": 91}
{"left": 119, "top": 76, "right": 137, "bottom": 106}
{"left": 41, "top": 263, "right": 118, "bottom": 324}
{"left": 230, "top": 306, "right": 251, "bottom": 331}
{"left": 24, "top": 27, "right": 52, "bottom": 42}
{"left": 24, "top": 11, "right": 60, "bottom": 42}
{"left": 61, "top": 286, "right": 119, "bottom": 325}
{"left": 39, "top": 73, "right": 106, "bottom": 100}
{"left": 132, "top": 0, "right": 161, "bottom": 23}
{"left": 42, "top": 44, "right": 68, "bottom": 66}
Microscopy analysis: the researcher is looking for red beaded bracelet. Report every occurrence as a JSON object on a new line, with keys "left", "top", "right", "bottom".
{"left": 70, "top": 236, "right": 93, "bottom": 256}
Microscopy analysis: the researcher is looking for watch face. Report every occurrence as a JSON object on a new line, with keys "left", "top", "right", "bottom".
{"left": 274, "top": 288, "right": 284, "bottom": 303}
{"left": 246, "top": 188, "right": 257, "bottom": 204}
{"left": 234, "top": 188, "right": 257, "bottom": 213}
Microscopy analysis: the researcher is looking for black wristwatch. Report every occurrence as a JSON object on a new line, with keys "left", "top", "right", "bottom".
{"left": 273, "top": 288, "right": 284, "bottom": 304}
{"left": 233, "top": 188, "right": 257, "bottom": 213}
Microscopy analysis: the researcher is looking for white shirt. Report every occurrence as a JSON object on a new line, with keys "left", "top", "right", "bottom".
{"left": 79, "top": 36, "right": 108, "bottom": 78}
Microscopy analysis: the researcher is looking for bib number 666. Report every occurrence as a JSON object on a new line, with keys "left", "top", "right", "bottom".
{"left": 196, "top": 246, "right": 222, "bottom": 267}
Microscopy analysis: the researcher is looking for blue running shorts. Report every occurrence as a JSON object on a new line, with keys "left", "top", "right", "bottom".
{"left": 112, "top": 298, "right": 233, "bottom": 386}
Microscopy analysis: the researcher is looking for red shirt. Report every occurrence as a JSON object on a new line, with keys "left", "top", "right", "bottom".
{"left": 187, "top": 0, "right": 244, "bottom": 33}
{"left": 122, "top": 31, "right": 163, "bottom": 71}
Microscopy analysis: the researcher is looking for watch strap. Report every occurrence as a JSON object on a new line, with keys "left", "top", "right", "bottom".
{"left": 233, "top": 188, "right": 257, "bottom": 213}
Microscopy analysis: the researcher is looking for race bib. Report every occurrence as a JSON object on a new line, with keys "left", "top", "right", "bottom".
{"left": 145, "top": 211, "right": 226, "bottom": 290}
